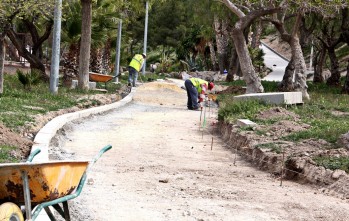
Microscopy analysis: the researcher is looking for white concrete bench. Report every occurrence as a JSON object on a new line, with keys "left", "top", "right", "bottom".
{"left": 234, "top": 92, "right": 303, "bottom": 105}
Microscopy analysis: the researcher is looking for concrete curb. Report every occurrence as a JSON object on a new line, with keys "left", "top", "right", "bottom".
{"left": 30, "top": 89, "right": 135, "bottom": 162}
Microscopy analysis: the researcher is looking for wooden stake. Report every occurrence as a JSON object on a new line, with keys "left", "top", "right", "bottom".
{"left": 234, "top": 146, "right": 238, "bottom": 166}
{"left": 199, "top": 107, "right": 203, "bottom": 130}
{"left": 202, "top": 105, "right": 207, "bottom": 139}
{"left": 280, "top": 151, "right": 285, "bottom": 187}
{"left": 211, "top": 137, "right": 213, "bottom": 150}
{"left": 208, "top": 99, "right": 211, "bottom": 118}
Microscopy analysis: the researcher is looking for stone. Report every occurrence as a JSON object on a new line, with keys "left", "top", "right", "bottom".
{"left": 234, "top": 92, "right": 303, "bottom": 105}
{"left": 236, "top": 119, "right": 257, "bottom": 127}
{"left": 70, "top": 80, "right": 96, "bottom": 90}
{"left": 332, "top": 169, "right": 346, "bottom": 179}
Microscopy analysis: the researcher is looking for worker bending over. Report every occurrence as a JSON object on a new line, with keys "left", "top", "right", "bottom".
{"left": 128, "top": 53, "right": 146, "bottom": 87}
{"left": 184, "top": 77, "right": 214, "bottom": 110}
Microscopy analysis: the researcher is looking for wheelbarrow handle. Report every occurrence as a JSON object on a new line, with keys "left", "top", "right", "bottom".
{"left": 31, "top": 145, "right": 112, "bottom": 220}
{"left": 26, "top": 149, "right": 41, "bottom": 162}
{"left": 87, "top": 144, "right": 112, "bottom": 172}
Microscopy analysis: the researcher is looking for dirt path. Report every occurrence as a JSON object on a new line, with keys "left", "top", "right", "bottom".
{"left": 54, "top": 80, "right": 349, "bottom": 221}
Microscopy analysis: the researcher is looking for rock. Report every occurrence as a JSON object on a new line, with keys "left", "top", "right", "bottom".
{"left": 332, "top": 169, "right": 346, "bottom": 179}
{"left": 87, "top": 178, "right": 94, "bottom": 185}
{"left": 159, "top": 178, "right": 169, "bottom": 183}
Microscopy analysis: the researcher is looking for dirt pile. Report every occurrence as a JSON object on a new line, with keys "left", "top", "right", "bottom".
{"left": 219, "top": 107, "right": 349, "bottom": 199}
{"left": 0, "top": 123, "right": 33, "bottom": 160}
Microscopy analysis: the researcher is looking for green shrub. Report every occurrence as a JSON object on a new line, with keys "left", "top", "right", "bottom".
{"left": 255, "top": 143, "right": 282, "bottom": 154}
{"left": 17, "top": 69, "right": 41, "bottom": 90}
{"left": 0, "top": 145, "right": 19, "bottom": 163}
{"left": 313, "top": 156, "right": 349, "bottom": 173}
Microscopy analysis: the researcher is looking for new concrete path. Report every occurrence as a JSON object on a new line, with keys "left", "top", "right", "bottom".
{"left": 28, "top": 88, "right": 134, "bottom": 220}
{"left": 31, "top": 90, "right": 135, "bottom": 162}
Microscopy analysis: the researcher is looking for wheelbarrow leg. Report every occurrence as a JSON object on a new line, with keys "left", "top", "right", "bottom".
{"left": 44, "top": 207, "right": 57, "bottom": 221}
{"left": 21, "top": 171, "right": 32, "bottom": 220}
{"left": 63, "top": 202, "right": 71, "bottom": 221}
{"left": 51, "top": 202, "right": 71, "bottom": 221}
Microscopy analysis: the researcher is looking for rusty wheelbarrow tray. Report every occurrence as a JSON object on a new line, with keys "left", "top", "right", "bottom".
{"left": 89, "top": 72, "right": 116, "bottom": 89}
{"left": 0, "top": 145, "right": 112, "bottom": 221}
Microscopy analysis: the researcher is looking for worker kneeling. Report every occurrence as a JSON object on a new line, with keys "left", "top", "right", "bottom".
{"left": 184, "top": 77, "right": 214, "bottom": 110}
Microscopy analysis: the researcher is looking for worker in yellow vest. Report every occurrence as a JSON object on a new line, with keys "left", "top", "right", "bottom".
{"left": 184, "top": 77, "right": 214, "bottom": 110}
{"left": 128, "top": 53, "right": 146, "bottom": 87}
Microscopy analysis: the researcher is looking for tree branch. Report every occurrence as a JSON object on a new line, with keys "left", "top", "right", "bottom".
{"left": 217, "top": 0, "right": 245, "bottom": 18}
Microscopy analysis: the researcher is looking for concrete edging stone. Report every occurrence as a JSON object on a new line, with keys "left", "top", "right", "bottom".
{"left": 30, "top": 89, "right": 135, "bottom": 162}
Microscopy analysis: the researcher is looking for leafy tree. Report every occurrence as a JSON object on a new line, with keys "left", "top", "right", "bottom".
{"left": 0, "top": 0, "right": 56, "bottom": 81}
{"left": 218, "top": 0, "right": 282, "bottom": 93}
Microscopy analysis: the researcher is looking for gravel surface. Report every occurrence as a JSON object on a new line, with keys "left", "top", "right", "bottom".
{"left": 51, "top": 81, "right": 349, "bottom": 221}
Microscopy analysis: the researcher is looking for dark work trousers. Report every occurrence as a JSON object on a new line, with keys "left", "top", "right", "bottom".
{"left": 184, "top": 79, "right": 199, "bottom": 109}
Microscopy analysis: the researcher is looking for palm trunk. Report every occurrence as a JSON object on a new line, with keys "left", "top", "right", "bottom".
{"left": 102, "top": 38, "right": 112, "bottom": 74}
{"left": 62, "top": 43, "right": 79, "bottom": 86}
{"left": 0, "top": 35, "right": 5, "bottom": 94}
{"left": 78, "top": 0, "right": 92, "bottom": 90}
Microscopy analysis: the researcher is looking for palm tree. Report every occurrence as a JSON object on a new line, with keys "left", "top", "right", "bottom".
{"left": 61, "top": 1, "right": 82, "bottom": 86}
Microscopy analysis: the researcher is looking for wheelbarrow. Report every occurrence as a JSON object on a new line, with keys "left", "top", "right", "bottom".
{"left": 89, "top": 72, "right": 117, "bottom": 90}
{"left": 0, "top": 144, "right": 112, "bottom": 221}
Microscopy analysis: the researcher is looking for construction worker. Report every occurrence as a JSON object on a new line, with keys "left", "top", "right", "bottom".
{"left": 184, "top": 77, "right": 214, "bottom": 110}
{"left": 128, "top": 53, "right": 146, "bottom": 87}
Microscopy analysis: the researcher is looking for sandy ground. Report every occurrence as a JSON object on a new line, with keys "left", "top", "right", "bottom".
{"left": 53, "top": 80, "right": 349, "bottom": 221}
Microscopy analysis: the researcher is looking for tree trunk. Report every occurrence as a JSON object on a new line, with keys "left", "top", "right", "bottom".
{"left": 279, "top": 57, "right": 295, "bottom": 91}
{"left": 6, "top": 38, "right": 20, "bottom": 61}
{"left": 326, "top": 47, "right": 341, "bottom": 86}
{"left": 78, "top": 0, "right": 92, "bottom": 90}
{"left": 214, "top": 16, "right": 229, "bottom": 75}
{"left": 0, "top": 36, "right": 5, "bottom": 94}
{"left": 227, "top": 47, "right": 240, "bottom": 82}
{"left": 6, "top": 28, "right": 48, "bottom": 81}
{"left": 313, "top": 46, "right": 326, "bottom": 83}
{"left": 278, "top": 35, "right": 309, "bottom": 99}
{"left": 251, "top": 19, "right": 262, "bottom": 49}
{"left": 232, "top": 27, "right": 263, "bottom": 93}
{"left": 207, "top": 41, "right": 218, "bottom": 71}
{"left": 342, "top": 61, "right": 349, "bottom": 93}
{"left": 292, "top": 37, "right": 310, "bottom": 99}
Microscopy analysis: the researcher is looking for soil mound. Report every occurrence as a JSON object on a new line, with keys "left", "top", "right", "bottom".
{"left": 0, "top": 123, "right": 33, "bottom": 160}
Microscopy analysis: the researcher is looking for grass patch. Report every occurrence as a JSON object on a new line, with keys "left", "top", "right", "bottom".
{"left": 255, "top": 142, "right": 282, "bottom": 154}
{"left": 0, "top": 145, "right": 19, "bottom": 163}
{"left": 313, "top": 156, "right": 349, "bottom": 173}
{"left": 218, "top": 99, "right": 272, "bottom": 123}
{"left": 0, "top": 74, "right": 122, "bottom": 130}
{"left": 218, "top": 81, "right": 349, "bottom": 145}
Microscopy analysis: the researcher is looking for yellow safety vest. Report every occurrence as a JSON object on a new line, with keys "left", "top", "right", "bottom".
{"left": 190, "top": 78, "right": 208, "bottom": 93}
{"left": 129, "top": 54, "right": 144, "bottom": 72}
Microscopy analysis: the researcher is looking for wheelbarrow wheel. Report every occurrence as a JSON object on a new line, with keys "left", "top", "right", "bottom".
{"left": 0, "top": 202, "right": 24, "bottom": 221}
